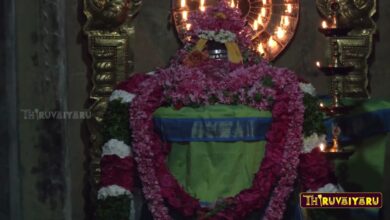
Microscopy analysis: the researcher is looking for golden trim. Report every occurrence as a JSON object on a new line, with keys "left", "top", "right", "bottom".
{"left": 83, "top": 0, "right": 142, "bottom": 204}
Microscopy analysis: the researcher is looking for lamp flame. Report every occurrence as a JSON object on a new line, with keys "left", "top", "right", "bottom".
{"left": 253, "top": 20, "right": 259, "bottom": 31}
{"left": 200, "top": 0, "right": 206, "bottom": 11}
{"left": 286, "top": 4, "right": 293, "bottom": 14}
{"left": 316, "top": 61, "right": 321, "bottom": 67}
{"left": 319, "top": 142, "right": 326, "bottom": 152}
{"left": 321, "top": 20, "right": 328, "bottom": 29}
{"left": 182, "top": 11, "right": 188, "bottom": 21}
{"left": 261, "top": 8, "right": 267, "bottom": 17}
{"left": 180, "top": 0, "right": 186, "bottom": 8}
{"left": 276, "top": 27, "right": 286, "bottom": 39}
{"left": 268, "top": 37, "right": 277, "bottom": 48}
{"left": 262, "top": 0, "right": 267, "bottom": 5}
{"left": 186, "top": 23, "right": 192, "bottom": 30}
{"left": 281, "top": 16, "right": 290, "bottom": 27}
{"left": 257, "top": 15, "right": 263, "bottom": 25}
{"left": 257, "top": 43, "right": 265, "bottom": 55}
{"left": 230, "top": 0, "right": 235, "bottom": 8}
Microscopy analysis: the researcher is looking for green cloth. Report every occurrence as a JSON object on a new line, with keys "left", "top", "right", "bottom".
{"left": 154, "top": 104, "right": 270, "bottom": 202}
{"left": 154, "top": 104, "right": 272, "bottom": 119}
{"left": 154, "top": 100, "right": 390, "bottom": 215}
{"left": 168, "top": 142, "right": 265, "bottom": 202}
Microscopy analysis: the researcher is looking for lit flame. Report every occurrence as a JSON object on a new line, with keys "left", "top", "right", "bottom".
{"left": 253, "top": 20, "right": 259, "bottom": 31}
{"left": 319, "top": 102, "right": 324, "bottom": 108}
{"left": 262, "top": 0, "right": 267, "bottom": 5}
{"left": 268, "top": 37, "right": 277, "bottom": 48}
{"left": 286, "top": 4, "right": 293, "bottom": 14}
{"left": 321, "top": 20, "right": 328, "bottom": 29}
{"left": 230, "top": 0, "right": 235, "bottom": 8}
{"left": 316, "top": 61, "right": 321, "bottom": 67}
{"left": 186, "top": 23, "right": 192, "bottom": 30}
{"left": 180, "top": 0, "right": 186, "bottom": 8}
{"left": 319, "top": 142, "right": 326, "bottom": 152}
{"left": 257, "top": 14, "right": 263, "bottom": 25}
{"left": 257, "top": 43, "right": 265, "bottom": 55}
{"left": 261, "top": 8, "right": 267, "bottom": 17}
{"left": 200, "top": 0, "right": 206, "bottom": 11}
{"left": 182, "top": 11, "right": 188, "bottom": 21}
{"left": 331, "top": 138, "right": 338, "bottom": 152}
{"left": 281, "top": 16, "right": 290, "bottom": 27}
{"left": 276, "top": 27, "right": 286, "bottom": 39}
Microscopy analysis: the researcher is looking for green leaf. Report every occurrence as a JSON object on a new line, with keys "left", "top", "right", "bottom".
{"left": 303, "top": 94, "right": 326, "bottom": 137}
{"left": 261, "top": 76, "right": 274, "bottom": 87}
{"left": 102, "top": 100, "right": 131, "bottom": 144}
{"left": 97, "top": 195, "right": 131, "bottom": 220}
{"left": 254, "top": 93, "right": 262, "bottom": 102}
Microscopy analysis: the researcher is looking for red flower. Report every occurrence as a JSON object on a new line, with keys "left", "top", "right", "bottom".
{"left": 299, "top": 148, "right": 336, "bottom": 191}
{"left": 116, "top": 73, "right": 150, "bottom": 94}
{"left": 174, "top": 102, "right": 184, "bottom": 110}
{"left": 115, "top": 56, "right": 307, "bottom": 219}
{"left": 100, "top": 155, "right": 135, "bottom": 191}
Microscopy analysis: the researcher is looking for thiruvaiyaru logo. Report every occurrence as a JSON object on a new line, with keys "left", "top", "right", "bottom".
{"left": 300, "top": 192, "right": 382, "bottom": 208}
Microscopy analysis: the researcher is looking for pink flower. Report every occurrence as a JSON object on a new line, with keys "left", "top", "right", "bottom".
{"left": 104, "top": 50, "right": 316, "bottom": 220}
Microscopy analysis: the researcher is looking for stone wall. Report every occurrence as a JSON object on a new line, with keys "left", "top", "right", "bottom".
{"left": 0, "top": 1, "right": 10, "bottom": 218}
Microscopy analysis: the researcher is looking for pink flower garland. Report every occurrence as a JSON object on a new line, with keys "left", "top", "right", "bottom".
{"left": 129, "top": 61, "right": 304, "bottom": 220}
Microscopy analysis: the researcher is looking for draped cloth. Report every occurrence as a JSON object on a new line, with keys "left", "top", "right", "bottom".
{"left": 153, "top": 100, "right": 390, "bottom": 204}
{"left": 154, "top": 104, "right": 269, "bottom": 202}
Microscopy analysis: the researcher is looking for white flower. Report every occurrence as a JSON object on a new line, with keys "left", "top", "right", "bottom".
{"left": 299, "top": 83, "right": 316, "bottom": 96}
{"left": 109, "top": 89, "right": 136, "bottom": 103}
{"left": 308, "top": 183, "right": 344, "bottom": 193}
{"left": 197, "top": 29, "right": 236, "bottom": 43}
{"left": 146, "top": 71, "right": 155, "bottom": 76}
{"left": 97, "top": 185, "right": 132, "bottom": 200}
{"left": 301, "top": 133, "right": 326, "bottom": 153}
{"left": 102, "top": 139, "right": 132, "bottom": 158}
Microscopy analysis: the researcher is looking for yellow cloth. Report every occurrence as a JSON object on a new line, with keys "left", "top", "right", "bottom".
{"left": 192, "top": 39, "right": 243, "bottom": 64}
{"left": 225, "top": 41, "right": 243, "bottom": 64}
{"left": 193, "top": 38, "right": 208, "bottom": 52}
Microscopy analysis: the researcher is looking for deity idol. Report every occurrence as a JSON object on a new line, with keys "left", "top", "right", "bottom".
{"left": 97, "top": 1, "right": 342, "bottom": 220}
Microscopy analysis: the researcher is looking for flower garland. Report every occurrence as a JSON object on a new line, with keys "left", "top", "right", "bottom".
{"left": 198, "top": 30, "right": 236, "bottom": 43}
{"left": 95, "top": 2, "right": 342, "bottom": 219}
{"left": 127, "top": 61, "right": 305, "bottom": 220}
{"left": 96, "top": 76, "right": 342, "bottom": 220}
{"left": 96, "top": 88, "right": 138, "bottom": 220}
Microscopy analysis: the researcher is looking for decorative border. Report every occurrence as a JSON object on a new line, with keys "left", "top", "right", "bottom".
{"left": 83, "top": 0, "right": 142, "bottom": 215}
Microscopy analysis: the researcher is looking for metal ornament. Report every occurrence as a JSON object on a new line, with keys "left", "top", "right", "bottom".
{"left": 316, "top": 0, "right": 376, "bottom": 99}
{"left": 83, "top": 0, "right": 142, "bottom": 202}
